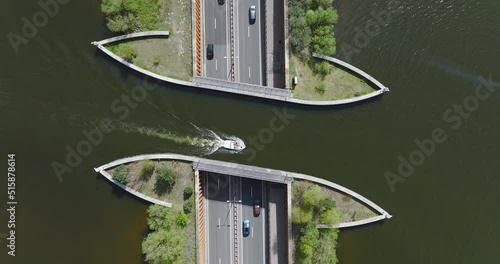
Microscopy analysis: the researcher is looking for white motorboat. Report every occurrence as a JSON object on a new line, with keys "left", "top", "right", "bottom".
{"left": 220, "top": 138, "right": 246, "bottom": 152}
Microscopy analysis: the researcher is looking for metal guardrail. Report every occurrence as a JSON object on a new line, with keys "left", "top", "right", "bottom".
{"left": 229, "top": 0, "right": 235, "bottom": 81}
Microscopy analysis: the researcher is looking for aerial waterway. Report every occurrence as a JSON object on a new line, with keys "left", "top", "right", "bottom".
{"left": 70, "top": 116, "right": 245, "bottom": 155}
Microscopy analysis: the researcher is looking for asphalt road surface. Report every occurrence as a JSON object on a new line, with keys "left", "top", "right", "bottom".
{"left": 204, "top": 0, "right": 230, "bottom": 80}
{"left": 236, "top": 0, "right": 263, "bottom": 85}
{"left": 241, "top": 178, "right": 266, "bottom": 264}
{"left": 206, "top": 173, "right": 232, "bottom": 264}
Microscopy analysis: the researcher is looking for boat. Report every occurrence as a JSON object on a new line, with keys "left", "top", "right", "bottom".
{"left": 220, "top": 138, "right": 246, "bottom": 152}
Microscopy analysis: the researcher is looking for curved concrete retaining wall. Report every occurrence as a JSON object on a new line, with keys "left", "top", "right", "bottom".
{"left": 95, "top": 153, "right": 392, "bottom": 228}
{"left": 312, "top": 53, "right": 390, "bottom": 92}
{"left": 92, "top": 33, "right": 389, "bottom": 106}
{"left": 98, "top": 168, "right": 172, "bottom": 207}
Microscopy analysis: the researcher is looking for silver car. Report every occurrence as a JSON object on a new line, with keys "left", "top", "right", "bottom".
{"left": 249, "top": 5, "right": 256, "bottom": 24}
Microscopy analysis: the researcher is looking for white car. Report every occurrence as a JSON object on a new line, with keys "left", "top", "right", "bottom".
{"left": 249, "top": 5, "right": 256, "bottom": 24}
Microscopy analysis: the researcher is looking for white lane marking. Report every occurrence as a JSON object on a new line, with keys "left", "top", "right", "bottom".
{"left": 219, "top": 257, "right": 221, "bottom": 264}
{"left": 215, "top": 18, "right": 217, "bottom": 29}
{"left": 218, "top": 218, "right": 221, "bottom": 229}
{"left": 248, "top": 26, "right": 250, "bottom": 38}
{"left": 251, "top": 226, "right": 254, "bottom": 237}
{"left": 251, "top": 186, "right": 253, "bottom": 197}
{"left": 249, "top": 67, "right": 251, "bottom": 78}
{"left": 216, "top": 59, "right": 218, "bottom": 71}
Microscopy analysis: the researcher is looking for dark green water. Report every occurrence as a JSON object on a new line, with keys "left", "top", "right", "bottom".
{"left": 1, "top": 0, "right": 499, "bottom": 263}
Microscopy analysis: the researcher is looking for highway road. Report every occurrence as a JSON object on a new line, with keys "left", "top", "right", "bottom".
{"left": 241, "top": 178, "right": 266, "bottom": 264}
{"left": 204, "top": 0, "right": 230, "bottom": 80}
{"left": 236, "top": 0, "right": 264, "bottom": 85}
{"left": 206, "top": 173, "right": 232, "bottom": 264}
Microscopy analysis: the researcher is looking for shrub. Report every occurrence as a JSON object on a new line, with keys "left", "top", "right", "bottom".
{"left": 318, "top": 197, "right": 336, "bottom": 212}
{"left": 314, "top": 61, "right": 333, "bottom": 76}
{"left": 155, "top": 166, "right": 176, "bottom": 193}
{"left": 183, "top": 198, "right": 194, "bottom": 214}
{"left": 314, "top": 82, "right": 326, "bottom": 94}
{"left": 176, "top": 213, "right": 188, "bottom": 227}
{"left": 183, "top": 186, "right": 194, "bottom": 200}
{"left": 116, "top": 44, "right": 137, "bottom": 62}
{"left": 153, "top": 55, "right": 160, "bottom": 66}
{"left": 112, "top": 165, "right": 129, "bottom": 185}
{"left": 139, "top": 160, "right": 155, "bottom": 179}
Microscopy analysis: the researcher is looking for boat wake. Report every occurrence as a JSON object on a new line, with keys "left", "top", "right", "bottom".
{"left": 115, "top": 121, "right": 245, "bottom": 155}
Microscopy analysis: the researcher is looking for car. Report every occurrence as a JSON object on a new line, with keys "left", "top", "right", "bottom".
{"left": 218, "top": 0, "right": 224, "bottom": 5}
{"left": 253, "top": 200, "right": 260, "bottom": 216}
{"left": 249, "top": 5, "right": 256, "bottom": 24}
{"left": 206, "top": 44, "right": 214, "bottom": 60}
{"left": 243, "top": 220, "right": 250, "bottom": 237}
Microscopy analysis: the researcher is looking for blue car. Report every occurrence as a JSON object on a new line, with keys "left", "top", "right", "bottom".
{"left": 243, "top": 220, "right": 250, "bottom": 237}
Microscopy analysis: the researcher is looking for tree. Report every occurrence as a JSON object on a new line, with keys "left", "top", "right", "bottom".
{"left": 155, "top": 166, "right": 176, "bottom": 193}
{"left": 292, "top": 205, "right": 313, "bottom": 224}
{"left": 320, "top": 208, "right": 341, "bottom": 225}
{"left": 183, "top": 186, "right": 194, "bottom": 200}
{"left": 318, "top": 197, "right": 336, "bottom": 212}
{"left": 314, "top": 61, "right": 333, "bottom": 76}
{"left": 302, "top": 184, "right": 325, "bottom": 207}
{"left": 298, "top": 223, "right": 320, "bottom": 264}
{"left": 112, "top": 165, "right": 129, "bottom": 185}
{"left": 312, "top": 27, "right": 336, "bottom": 56}
{"left": 183, "top": 197, "right": 194, "bottom": 214}
{"left": 142, "top": 229, "right": 183, "bottom": 264}
{"left": 312, "top": 229, "right": 339, "bottom": 264}
{"left": 146, "top": 205, "right": 175, "bottom": 231}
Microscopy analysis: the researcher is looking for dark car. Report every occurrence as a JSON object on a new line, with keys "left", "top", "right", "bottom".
{"left": 207, "top": 44, "right": 214, "bottom": 60}
{"left": 253, "top": 200, "right": 260, "bottom": 216}
{"left": 243, "top": 220, "right": 250, "bottom": 237}
{"left": 249, "top": 5, "right": 256, "bottom": 24}
{"left": 218, "top": 0, "right": 224, "bottom": 5}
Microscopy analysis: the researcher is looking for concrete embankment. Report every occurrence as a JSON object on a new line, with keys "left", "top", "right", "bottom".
{"left": 95, "top": 153, "right": 392, "bottom": 229}
{"left": 92, "top": 33, "right": 389, "bottom": 106}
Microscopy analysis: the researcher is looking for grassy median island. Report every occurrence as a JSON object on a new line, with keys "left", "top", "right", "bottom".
{"left": 290, "top": 55, "right": 375, "bottom": 101}
{"left": 292, "top": 181, "right": 340, "bottom": 264}
{"left": 108, "top": 160, "right": 196, "bottom": 263}
{"left": 291, "top": 180, "right": 378, "bottom": 263}
{"left": 101, "top": 0, "right": 192, "bottom": 81}
{"left": 288, "top": 0, "right": 375, "bottom": 100}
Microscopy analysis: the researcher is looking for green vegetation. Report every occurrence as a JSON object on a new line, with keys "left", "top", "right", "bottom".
{"left": 288, "top": 0, "right": 376, "bottom": 100}
{"left": 292, "top": 181, "right": 340, "bottom": 264}
{"left": 153, "top": 55, "right": 161, "bottom": 66}
{"left": 289, "top": 0, "right": 338, "bottom": 59}
{"left": 139, "top": 160, "right": 155, "bottom": 179}
{"left": 155, "top": 166, "right": 177, "bottom": 193}
{"left": 107, "top": 160, "right": 195, "bottom": 214}
{"left": 291, "top": 55, "right": 375, "bottom": 100}
{"left": 101, "top": 0, "right": 193, "bottom": 82}
{"left": 112, "top": 165, "right": 129, "bottom": 185}
{"left": 183, "top": 186, "right": 194, "bottom": 200}
{"left": 101, "top": 0, "right": 161, "bottom": 33}
{"left": 314, "top": 82, "right": 326, "bottom": 94}
{"left": 183, "top": 197, "right": 194, "bottom": 214}
{"left": 108, "top": 43, "right": 137, "bottom": 62}
{"left": 142, "top": 204, "right": 196, "bottom": 264}
{"left": 107, "top": 160, "right": 196, "bottom": 263}
{"left": 176, "top": 212, "right": 188, "bottom": 227}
